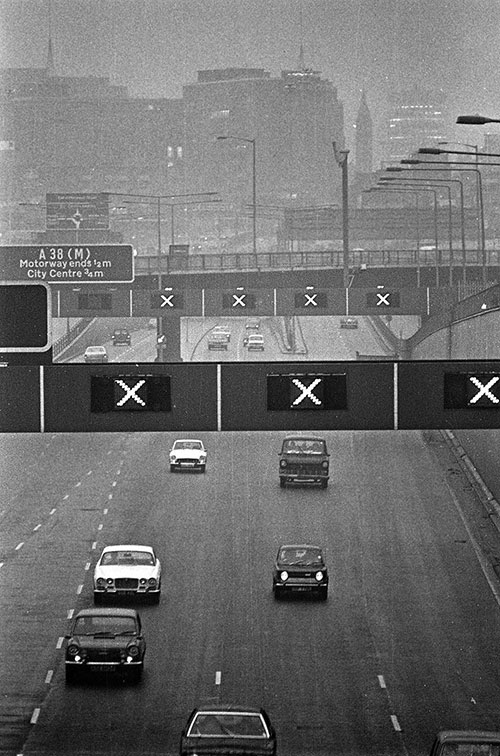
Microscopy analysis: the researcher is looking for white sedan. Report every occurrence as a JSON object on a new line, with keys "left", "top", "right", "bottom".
{"left": 93, "top": 545, "right": 161, "bottom": 604}
{"left": 169, "top": 439, "right": 207, "bottom": 473}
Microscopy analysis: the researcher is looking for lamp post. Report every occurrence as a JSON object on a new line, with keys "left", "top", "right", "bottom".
{"left": 457, "top": 114, "right": 500, "bottom": 125}
{"left": 217, "top": 135, "right": 257, "bottom": 257}
{"left": 387, "top": 167, "right": 467, "bottom": 283}
{"left": 332, "top": 142, "right": 350, "bottom": 288}
{"left": 381, "top": 176, "right": 454, "bottom": 285}
{"left": 439, "top": 141, "right": 481, "bottom": 252}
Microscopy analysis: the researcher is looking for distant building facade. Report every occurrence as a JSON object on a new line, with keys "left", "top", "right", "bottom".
{"left": 386, "top": 87, "right": 448, "bottom": 163}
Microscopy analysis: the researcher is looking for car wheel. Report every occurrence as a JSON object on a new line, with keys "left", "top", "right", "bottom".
{"left": 200, "top": 465, "right": 206, "bottom": 473}
{"left": 273, "top": 585, "right": 283, "bottom": 600}
{"left": 320, "top": 479, "right": 328, "bottom": 489}
{"left": 318, "top": 588, "right": 328, "bottom": 601}
{"left": 279, "top": 478, "right": 286, "bottom": 488}
{"left": 94, "top": 591, "right": 103, "bottom": 605}
{"left": 170, "top": 464, "right": 176, "bottom": 472}
{"left": 150, "top": 591, "right": 161, "bottom": 605}
{"left": 65, "top": 666, "right": 79, "bottom": 684}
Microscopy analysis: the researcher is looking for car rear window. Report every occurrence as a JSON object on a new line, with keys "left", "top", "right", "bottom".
{"left": 101, "top": 550, "right": 155, "bottom": 566}
{"left": 74, "top": 614, "right": 137, "bottom": 635}
{"left": 279, "top": 547, "right": 323, "bottom": 566}
{"left": 189, "top": 713, "right": 268, "bottom": 738}
{"left": 283, "top": 439, "right": 325, "bottom": 454}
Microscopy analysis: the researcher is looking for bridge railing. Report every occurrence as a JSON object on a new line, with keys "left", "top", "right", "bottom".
{"left": 134, "top": 247, "right": 500, "bottom": 275}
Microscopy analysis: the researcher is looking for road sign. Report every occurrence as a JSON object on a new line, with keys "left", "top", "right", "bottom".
{"left": 294, "top": 291, "right": 328, "bottom": 308}
{"left": 169, "top": 244, "right": 189, "bottom": 255}
{"left": 222, "top": 291, "right": 257, "bottom": 309}
{"left": 150, "top": 291, "right": 185, "bottom": 309}
{"left": 366, "top": 291, "right": 401, "bottom": 308}
{"left": 267, "top": 373, "right": 347, "bottom": 410}
{"left": 0, "top": 281, "right": 50, "bottom": 351}
{"left": 444, "top": 373, "right": 500, "bottom": 409}
{"left": 46, "top": 193, "right": 109, "bottom": 231}
{"left": 0, "top": 245, "right": 135, "bottom": 283}
{"left": 90, "top": 375, "right": 171, "bottom": 412}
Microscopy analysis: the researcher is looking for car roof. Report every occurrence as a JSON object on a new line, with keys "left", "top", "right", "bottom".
{"left": 86, "top": 345, "right": 105, "bottom": 351}
{"left": 435, "top": 731, "right": 500, "bottom": 744}
{"left": 101, "top": 544, "right": 155, "bottom": 553}
{"left": 278, "top": 543, "right": 323, "bottom": 551}
{"left": 192, "top": 704, "right": 264, "bottom": 715}
{"left": 283, "top": 434, "right": 325, "bottom": 441}
{"left": 74, "top": 607, "right": 139, "bottom": 618}
{"left": 173, "top": 438, "right": 203, "bottom": 443}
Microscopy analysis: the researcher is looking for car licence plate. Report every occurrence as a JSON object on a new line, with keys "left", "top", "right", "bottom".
{"left": 92, "top": 665, "right": 116, "bottom": 672}
{"left": 181, "top": 462, "right": 195, "bottom": 466}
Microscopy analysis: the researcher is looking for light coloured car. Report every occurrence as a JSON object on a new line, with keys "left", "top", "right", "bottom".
{"left": 93, "top": 545, "right": 161, "bottom": 604}
{"left": 212, "top": 325, "right": 231, "bottom": 342}
{"left": 169, "top": 439, "right": 207, "bottom": 472}
{"left": 84, "top": 345, "right": 108, "bottom": 363}
{"left": 243, "top": 333, "right": 264, "bottom": 350}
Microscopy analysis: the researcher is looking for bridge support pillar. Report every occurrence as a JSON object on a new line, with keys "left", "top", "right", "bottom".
{"left": 156, "top": 318, "right": 181, "bottom": 362}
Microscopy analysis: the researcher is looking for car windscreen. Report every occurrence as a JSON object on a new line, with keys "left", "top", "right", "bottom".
{"left": 278, "top": 547, "right": 323, "bottom": 566}
{"left": 188, "top": 713, "right": 268, "bottom": 738}
{"left": 101, "top": 550, "right": 155, "bottom": 566}
{"left": 174, "top": 441, "right": 202, "bottom": 450}
{"left": 441, "top": 745, "right": 500, "bottom": 756}
{"left": 73, "top": 615, "right": 137, "bottom": 635}
{"left": 282, "top": 439, "right": 325, "bottom": 454}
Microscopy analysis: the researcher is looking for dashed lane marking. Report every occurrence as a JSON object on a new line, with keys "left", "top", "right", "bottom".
{"left": 45, "top": 670, "right": 53, "bottom": 684}
{"left": 49, "top": 508, "right": 56, "bottom": 515}
{"left": 33, "top": 524, "right": 41, "bottom": 532}
{"left": 378, "top": 675, "right": 386, "bottom": 689}
{"left": 215, "top": 671, "right": 221, "bottom": 685}
{"left": 15, "top": 542, "right": 24, "bottom": 550}
{"left": 30, "top": 708, "right": 40, "bottom": 725}
{"left": 67, "top": 609, "right": 74, "bottom": 620}
{"left": 390, "top": 715, "right": 402, "bottom": 732}
{"left": 56, "top": 637, "right": 64, "bottom": 649}
{"left": 77, "top": 584, "right": 83, "bottom": 595}
{"left": 85, "top": 562, "right": 91, "bottom": 571}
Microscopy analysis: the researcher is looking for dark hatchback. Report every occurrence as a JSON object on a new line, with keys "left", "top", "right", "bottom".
{"left": 112, "top": 328, "right": 131, "bottom": 346}
{"left": 65, "top": 607, "right": 146, "bottom": 683}
{"left": 273, "top": 544, "right": 328, "bottom": 600}
{"left": 429, "top": 731, "right": 500, "bottom": 756}
{"left": 180, "top": 704, "right": 277, "bottom": 756}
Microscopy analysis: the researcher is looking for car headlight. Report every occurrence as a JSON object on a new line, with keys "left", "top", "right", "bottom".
{"left": 170, "top": 455, "right": 176, "bottom": 462}
{"left": 127, "top": 644, "right": 140, "bottom": 658}
{"left": 315, "top": 571, "right": 324, "bottom": 581}
{"left": 322, "top": 461, "right": 329, "bottom": 469}
{"left": 67, "top": 644, "right": 80, "bottom": 657}
{"left": 280, "top": 460, "right": 287, "bottom": 468}
{"left": 106, "top": 577, "right": 113, "bottom": 585}
{"left": 96, "top": 577, "right": 106, "bottom": 587}
{"left": 280, "top": 571, "right": 288, "bottom": 581}
{"left": 140, "top": 578, "right": 147, "bottom": 585}
{"left": 148, "top": 578, "right": 157, "bottom": 587}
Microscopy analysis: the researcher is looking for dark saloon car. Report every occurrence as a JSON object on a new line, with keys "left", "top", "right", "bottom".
{"left": 429, "top": 731, "right": 500, "bottom": 756}
{"left": 340, "top": 316, "right": 358, "bottom": 329}
{"left": 65, "top": 607, "right": 146, "bottom": 683}
{"left": 273, "top": 544, "right": 328, "bottom": 600}
{"left": 112, "top": 328, "right": 131, "bottom": 346}
{"left": 180, "top": 704, "right": 277, "bottom": 756}
{"left": 279, "top": 435, "right": 329, "bottom": 488}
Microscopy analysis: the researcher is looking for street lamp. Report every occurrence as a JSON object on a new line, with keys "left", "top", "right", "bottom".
{"left": 332, "top": 142, "right": 350, "bottom": 288}
{"left": 387, "top": 167, "right": 467, "bottom": 283}
{"left": 457, "top": 114, "right": 500, "bottom": 125}
{"left": 217, "top": 135, "right": 257, "bottom": 257}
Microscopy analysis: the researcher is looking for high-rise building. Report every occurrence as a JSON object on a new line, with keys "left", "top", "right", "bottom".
{"left": 386, "top": 87, "right": 448, "bottom": 163}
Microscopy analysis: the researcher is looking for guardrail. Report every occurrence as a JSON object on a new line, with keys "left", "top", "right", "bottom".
{"left": 134, "top": 247, "right": 500, "bottom": 275}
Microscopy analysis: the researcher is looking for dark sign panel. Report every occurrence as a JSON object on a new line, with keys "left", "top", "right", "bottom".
{"left": 444, "top": 373, "right": 500, "bottom": 409}
{"left": 267, "top": 373, "right": 347, "bottom": 410}
{"left": 0, "top": 245, "right": 134, "bottom": 283}
{"left": 222, "top": 292, "right": 256, "bottom": 309}
{"left": 0, "top": 282, "right": 50, "bottom": 350}
{"left": 366, "top": 291, "right": 401, "bottom": 308}
{"left": 294, "top": 291, "right": 327, "bottom": 308}
{"left": 150, "top": 291, "right": 185, "bottom": 309}
{"left": 90, "top": 375, "right": 171, "bottom": 412}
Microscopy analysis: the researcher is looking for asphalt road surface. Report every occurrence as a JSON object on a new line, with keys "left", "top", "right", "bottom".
{"left": 2, "top": 430, "right": 500, "bottom": 756}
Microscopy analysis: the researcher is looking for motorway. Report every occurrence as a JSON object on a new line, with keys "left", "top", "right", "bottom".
{"left": 2, "top": 430, "right": 500, "bottom": 756}
{"left": 62, "top": 315, "right": 398, "bottom": 363}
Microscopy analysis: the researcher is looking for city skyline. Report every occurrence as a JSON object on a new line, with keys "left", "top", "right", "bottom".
{"left": 1, "top": 0, "right": 500, "bottom": 161}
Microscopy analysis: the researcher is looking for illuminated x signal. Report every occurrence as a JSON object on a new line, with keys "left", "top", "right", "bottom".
{"left": 267, "top": 373, "right": 347, "bottom": 411}
{"left": 444, "top": 373, "right": 500, "bottom": 409}
{"left": 91, "top": 376, "right": 171, "bottom": 412}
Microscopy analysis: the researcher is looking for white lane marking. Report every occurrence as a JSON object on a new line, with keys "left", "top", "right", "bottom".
{"left": 77, "top": 584, "right": 83, "bottom": 595}
{"left": 116, "top": 469, "right": 121, "bottom": 475}
{"left": 103, "top": 508, "right": 108, "bottom": 515}
{"left": 87, "top": 470, "right": 92, "bottom": 476}
{"left": 56, "top": 637, "right": 64, "bottom": 649}
{"left": 67, "top": 609, "right": 74, "bottom": 619}
{"left": 92, "top": 541, "right": 98, "bottom": 550}
{"left": 108, "top": 493, "right": 113, "bottom": 500}
{"left": 30, "top": 708, "right": 40, "bottom": 724}
{"left": 97, "top": 524, "right": 103, "bottom": 531}
{"left": 85, "top": 562, "right": 91, "bottom": 571}
{"left": 15, "top": 542, "right": 24, "bottom": 551}
{"left": 390, "top": 714, "right": 402, "bottom": 732}
{"left": 75, "top": 482, "right": 81, "bottom": 488}
{"left": 33, "top": 524, "right": 41, "bottom": 532}
{"left": 63, "top": 494, "right": 69, "bottom": 500}
{"left": 0, "top": 562, "right": 4, "bottom": 569}
{"left": 215, "top": 670, "right": 221, "bottom": 685}
{"left": 49, "top": 508, "right": 56, "bottom": 515}
{"left": 45, "top": 670, "right": 53, "bottom": 684}
{"left": 377, "top": 675, "right": 386, "bottom": 689}
{"left": 112, "top": 481, "right": 117, "bottom": 487}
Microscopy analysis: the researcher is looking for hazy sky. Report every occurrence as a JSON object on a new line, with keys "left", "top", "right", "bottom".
{"left": 1, "top": 0, "right": 500, "bottom": 157}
